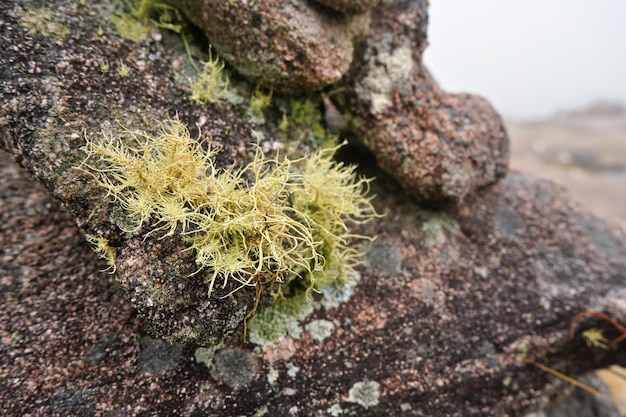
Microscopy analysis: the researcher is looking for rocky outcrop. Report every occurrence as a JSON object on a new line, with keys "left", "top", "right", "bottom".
{"left": 176, "top": 0, "right": 368, "bottom": 92}
{"left": 1, "top": 0, "right": 625, "bottom": 416}
{"left": 345, "top": 1, "right": 509, "bottom": 204}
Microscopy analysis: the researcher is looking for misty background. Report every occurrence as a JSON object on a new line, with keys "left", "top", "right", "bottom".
{"left": 424, "top": 0, "right": 626, "bottom": 234}
{"left": 424, "top": 0, "right": 626, "bottom": 120}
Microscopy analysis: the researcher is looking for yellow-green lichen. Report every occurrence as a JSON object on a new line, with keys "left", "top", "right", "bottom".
{"left": 188, "top": 48, "right": 229, "bottom": 105}
{"left": 80, "top": 118, "right": 378, "bottom": 302}
{"left": 250, "top": 86, "right": 273, "bottom": 117}
{"left": 116, "top": 59, "right": 131, "bottom": 78}
{"left": 84, "top": 234, "right": 116, "bottom": 272}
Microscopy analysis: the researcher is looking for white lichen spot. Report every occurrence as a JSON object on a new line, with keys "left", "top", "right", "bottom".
{"left": 267, "top": 368, "right": 279, "bottom": 386}
{"left": 327, "top": 403, "right": 344, "bottom": 416}
{"left": 473, "top": 266, "right": 488, "bottom": 279}
{"left": 286, "top": 362, "right": 300, "bottom": 378}
{"left": 305, "top": 319, "right": 335, "bottom": 342}
{"left": 400, "top": 403, "right": 412, "bottom": 411}
{"left": 348, "top": 380, "right": 380, "bottom": 409}
{"left": 320, "top": 272, "right": 360, "bottom": 309}
{"left": 357, "top": 43, "right": 414, "bottom": 113}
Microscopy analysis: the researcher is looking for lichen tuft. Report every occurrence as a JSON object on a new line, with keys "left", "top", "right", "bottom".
{"left": 80, "top": 118, "right": 378, "bottom": 305}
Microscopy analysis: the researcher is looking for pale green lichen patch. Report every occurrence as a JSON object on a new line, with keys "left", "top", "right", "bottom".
{"left": 13, "top": 7, "right": 70, "bottom": 41}
{"left": 319, "top": 274, "right": 359, "bottom": 309}
{"left": 248, "top": 294, "right": 314, "bottom": 346}
{"left": 305, "top": 319, "right": 335, "bottom": 342}
{"left": 194, "top": 342, "right": 224, "bottom": 369}
{"left": 327, "top": 404, "right": 344, "bottom": 416}
{"left": 421, "top": 211, "right": 460, "bottom": 247}
{"left": 348, "top": 380, "right": 380, "bottom": 409}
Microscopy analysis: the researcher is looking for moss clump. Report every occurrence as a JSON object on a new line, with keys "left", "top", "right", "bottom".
{"left": 111, "top": 0, "right": 184, "bottom": 43}
{"left": 290, "top": 98, "right": 326, "bottom": 140}
{"left": 81, "top": 118, "right": 377, "bottom": 299}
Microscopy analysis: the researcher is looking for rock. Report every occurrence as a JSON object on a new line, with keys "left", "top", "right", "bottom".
{"left": 2, "top": 148, "right": 626, "bottom": 416}
{"left": 2, "top": 0, "right": 626, "bottom": 416}
{"left": 314, "top": 0, "right": 379, "bottom": 14}
{"left": 346, "top": 1, "right": 509, "bottom": 204}
{"left": 525, "top": 372, "right": 621, "bottom": 417}
{"left": 177, "top": 0, "right": 367, "bottom": 92}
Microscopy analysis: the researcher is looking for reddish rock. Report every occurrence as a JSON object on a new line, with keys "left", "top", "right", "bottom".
{"left": 178, "top": 0, "right": 366, "bottom": 92}
{"left": 314, "top": 0, "right": 379, "bottom": 14}
{"left": 347, "top": 2, "right": 509, "bottom": 204}
{"left": 2, "top": 1, "right": 625, "bottom": 416}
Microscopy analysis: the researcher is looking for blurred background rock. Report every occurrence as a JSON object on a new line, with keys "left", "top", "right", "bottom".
{"left": 425, "top": 0, "right": 626, "bottom": 231}
{"left": 426, "top": 1, "right": 626, "bottom": 412}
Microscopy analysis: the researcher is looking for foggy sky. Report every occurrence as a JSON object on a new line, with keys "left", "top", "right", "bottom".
{"left": 424, "top": 0, "right": 626, "bottom": 120}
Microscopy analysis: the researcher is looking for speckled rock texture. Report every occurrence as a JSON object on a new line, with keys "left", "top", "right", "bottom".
{"left": 345, "top": 1, "right": 510, "bottom": 204}
{"left": 315, "top": 0, "right": 379, "bottom": 14}
{"left": 176, "top": 0, "right": 367, "bottom": 92}
{"left": 2, "top": 0, "right": 626, "bottom": 416}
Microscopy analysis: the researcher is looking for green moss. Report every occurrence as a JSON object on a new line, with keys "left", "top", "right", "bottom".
{"left": 99, "top": 61, "right": 110, "bottom": 74}
{"left": 80, "top": 118, "right": 378, "bottom": 302}
{"left": 13, "top": 7, "right": 70, "bottom": 41}
{"left": 290, "top": 98, "right": 326, "bottom": 141}
{"left": 116, "top": 59, "right": 131, "bottom": 78}
{"left": 111, "top": 0, "right": 184, "bottom": 43}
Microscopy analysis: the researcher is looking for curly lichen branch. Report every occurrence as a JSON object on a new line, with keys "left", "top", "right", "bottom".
{"left": 81, "top": 118, "right": 379, "bottom": 300}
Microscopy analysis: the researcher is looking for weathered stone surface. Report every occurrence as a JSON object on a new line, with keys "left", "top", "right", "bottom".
{"left": 524, "top": 372, "right": 621, "bottom": 417}
{"left": 346, "top": 1, "right": 510, "bottom": 204}
{"left": 177, "top": 0, "right": 366, "bottom": 92}
{"left": 3, "top": 148, "right": 626, "bottom": 416}
{"left": 315, "top": 0, "right": 379, "bottom": 14}
{"left": 0, "top": 0, "right": 261, "bottom": 346}
{"left": 2, "top": 0, "right": 626, "bottom": 416}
